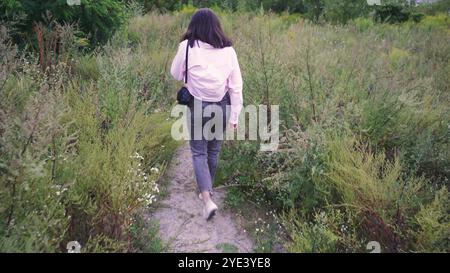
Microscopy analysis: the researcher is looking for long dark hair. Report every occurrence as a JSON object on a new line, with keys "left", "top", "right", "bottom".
{"left": 181, "top": 8, "right": 232, "bottom": 49}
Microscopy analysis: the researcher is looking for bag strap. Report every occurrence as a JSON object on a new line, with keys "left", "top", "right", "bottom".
{"left": 184, "top": 40, "right": 189, "bottom": 84}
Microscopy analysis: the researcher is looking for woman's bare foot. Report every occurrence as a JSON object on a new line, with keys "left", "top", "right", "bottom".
{"left": 200, "top": 191, "right": 218, "bottom": 221}
{"left": 203, "top": 200, "right": 218, "bottom": 221}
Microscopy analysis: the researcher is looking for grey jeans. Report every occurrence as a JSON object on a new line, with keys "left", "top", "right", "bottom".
{"left": 187, "top": 92, "right": 230, "bottom": 193}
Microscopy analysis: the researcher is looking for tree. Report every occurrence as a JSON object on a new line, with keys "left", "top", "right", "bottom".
{"left": 125, "top": 0, "right": 181, "bottom": 12}
{"left": 1, "top": 0, "right": 126, "bottom": 45}
{"left": 304, "top": 0, "right": 325, "bottom": 22}
{"left": 323, "top": 0, "right": 370, "bottom": 24}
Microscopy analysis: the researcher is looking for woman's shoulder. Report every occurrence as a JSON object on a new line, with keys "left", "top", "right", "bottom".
{"left": 178, "top": 39, "right": 188, "bottom": 48}
{"left": 227, "top": 46, "right": 237, "bottom": 57}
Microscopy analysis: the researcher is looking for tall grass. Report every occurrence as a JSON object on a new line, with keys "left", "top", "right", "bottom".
{"left": 0, "top": 19, "right": 179, "bottom": 252}
{"left": 213, "top": 12, "right": 449, "bottom": 252}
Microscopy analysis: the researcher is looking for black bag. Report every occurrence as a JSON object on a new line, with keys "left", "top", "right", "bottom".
{"left": 176, "top": 41, "right": 193, "bottom": 105}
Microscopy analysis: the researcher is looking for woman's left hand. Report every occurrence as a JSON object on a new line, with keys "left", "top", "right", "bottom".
{"left": 229, "top": 122, "right": 237, "bottom": 130}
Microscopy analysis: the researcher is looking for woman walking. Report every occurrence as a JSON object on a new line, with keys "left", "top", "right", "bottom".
{"left": 170, "top": 8, "right": 243, "bottom": 221}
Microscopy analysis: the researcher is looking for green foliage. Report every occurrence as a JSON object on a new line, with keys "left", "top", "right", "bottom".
{"left": 322, "top": 0, "right": 370, "bottom": 25}
{"left": 1, "top": 8, "right": 449, "bottom": 253}
{"left": 374, "top": 4, "right": 411, "bottom": 24}
{"left": 73, "top": 54, "right": 100, "bottom": 81}
{"left": 414, "top": 187, "right": 450, "bottom": 253}
{"left": 303, "top": 0, "right": 324, "bottom": 22}
{"left": 282, "top": 135, "right": 448, "bottom": 252}
{"left": 248, "top": 0, "right": 371, "bottom": 24}
{"left": 0, "top": 17, "right": 180, "bottom": 251}
{"left": 411, "top": 12, "right": 425, "bottom": 23}
{"left": 358, "top": 77, "right": 449, "bottom": 181}
{"left": 0, "top": 62, "right": 75, "bottom": 252}
{"left": 283, "top": 210, "right": 340, "bottom": 253}
{"left": 129, "top": 217, "right": 164, "bottom": 253}
{"left": 125, "top": 0, "right": 181, "bottom": 13}
{"left": 257, "top": 0, "right": 307, "bottom": 13}
{"left": 353, "top": 17, "right": 375, "bottom": 32}
{"left": 216, "top": 243, "right": 239, "bottom": 253}
{"left": 0, "top": 0, "right": 126, "bottom": 45}
{"left": 415, "top": 0, "right": 450, "bottom": 15}
{"left": 212, "top": 11, "right": 449, "bottom": 252}
{"left": 417, "top": 13, "right": 450, "bottom": 32}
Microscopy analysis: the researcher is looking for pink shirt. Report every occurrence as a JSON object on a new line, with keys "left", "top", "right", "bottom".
{"left": 170, "top": 40, "right": 243, "bottom": 125}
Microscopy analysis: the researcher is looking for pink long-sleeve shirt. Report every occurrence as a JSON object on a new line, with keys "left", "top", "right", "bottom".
{"left": 170, "top": 40, "right": 243, "bottom": 125}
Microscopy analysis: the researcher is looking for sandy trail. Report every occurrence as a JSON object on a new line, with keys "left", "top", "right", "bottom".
{"left": 148, "top": 143, "right": 253, "bottom": 253}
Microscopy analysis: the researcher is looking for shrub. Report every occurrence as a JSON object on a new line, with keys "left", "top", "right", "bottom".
{"left": 283, "top": 210, "right": 340, "bottom": 253}
{"left": 411, "top": 12, "right": 425, "bottom": 23}
{"left": 323, "top": 136, "right": 444, "bottom": 252}
{"left": 322, "top": 0, "right": 370, "bottom": 25}
{"left": 125, "top": 0, "right": 180, "bottom": 13}
{"left": 0, "top": 26, "right": 17, "bottom": 91}
{"left": 213, "top": 11, "right": 449, "bottom": 252}
{"left": 353, "top": 17, "right": 374, "bottom": 32}
{"left": 374, "top": 4, "right": 411, "bottom": 24}
{"left": 417, "top": 13, "right": 450, "bottom": 32}
{"left": 0, "top": 0, "right": 126, "bottom": 45}
{"left": 415, "top": 0, "right": 450, "bottom": 15}
{"left": 0, "top": 62, "right": 73, "bottom": 252}
{"left": 303, "top": 0, "right": 325, "bottom": 23}
{"left": 414, "top": 187, "right": 450, "bottom": 253}
{"left": 73, "top": 54, "right": 100, "bottom": 81}
{"left": 0, "top": 18, "right": 180, "bottom": 251}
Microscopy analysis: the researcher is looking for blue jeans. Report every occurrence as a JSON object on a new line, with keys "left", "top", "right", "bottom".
{"left": 187, "top": 92, "right": 230, "bottom": 193}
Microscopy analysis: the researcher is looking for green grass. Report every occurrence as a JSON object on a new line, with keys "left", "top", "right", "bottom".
{"left": 216, "top": 243, "right": 239, "bottom": 253}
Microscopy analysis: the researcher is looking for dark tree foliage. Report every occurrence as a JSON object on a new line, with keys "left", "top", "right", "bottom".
{"left": 0, "top": 0, "right": 126, "bottom": 45}
{"left": 374, "top": 3, "right": 411, "bottom": 24}
{"left": 125, "top": 0, "right": 181, "bottom": 12}
{"left": 323, "top": 0, "right": 371, "bottom": 24}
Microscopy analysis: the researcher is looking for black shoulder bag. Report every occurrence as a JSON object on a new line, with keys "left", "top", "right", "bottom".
{"left": 176, "top": 41, "right": 193, "bottom": 105}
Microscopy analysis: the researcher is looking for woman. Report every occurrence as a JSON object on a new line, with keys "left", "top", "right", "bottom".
{"left": 170, "top": 8, "right": 243, "bottom": 221}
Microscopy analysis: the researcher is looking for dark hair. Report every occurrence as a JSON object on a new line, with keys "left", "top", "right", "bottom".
{"left": 181, "top": 8, "right": 232, "bottom": 49}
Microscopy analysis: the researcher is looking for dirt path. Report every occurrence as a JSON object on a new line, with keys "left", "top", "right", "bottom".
{"left": 148, "top": 143, "right": 253, "bottom": 253}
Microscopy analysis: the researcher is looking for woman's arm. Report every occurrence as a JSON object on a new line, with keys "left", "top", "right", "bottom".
{"left": 228, "top": 47, "right": 243, "bottom": 126}
{"left": 170, "top": 40, "right": 187, "bottom": 81}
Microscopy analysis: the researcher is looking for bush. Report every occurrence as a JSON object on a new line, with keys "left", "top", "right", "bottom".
{"left": 0, "top": 0, "right": 126, "bottom": 45}
{"left": 0, "top": 62, "right": 75, "bottom": 252}
{"left": 313, "top": 135, "right": 445, "bottom": 252}
{"left": 73, "top": 54, "right": 100, "bottom": 81}
{"left": 353, "top": 17, "right": 375, "bottom": 32}
{"left": 271, "top": 133, "right": 448, "bottom": 253}
{"left": 0, "top": 18, "right": 180, "bottom": 251}
{"left": 213, "top": 11, "right": 449, "bottom": 252}
{"left": 411, "top": 12, "right": 425, "bottom": 23}
{"left": 283, "top": 210, "right": 340, "bottom": 253}
{"left": 417, "top": 13, "right": 450, "bottom": 32}
{"left": 125, "top": 0, "right": 180, "bottom": 13}
{"left": 284, "top": 205, "right": 370, "bottom": 253}
{"left": 303, "top": 0, "right": 325, "bottom": 23}
{"left": 374, "top": 4, "right": 411, "bottom": 24}
{"left": 414, "top": 187, "right": 450, "bottom": 253}
{"left": 415, "top": 0, "right": 450, "bottom": 15}
{"left": 322, "top": 0, "right": 370, "bottom": 25}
